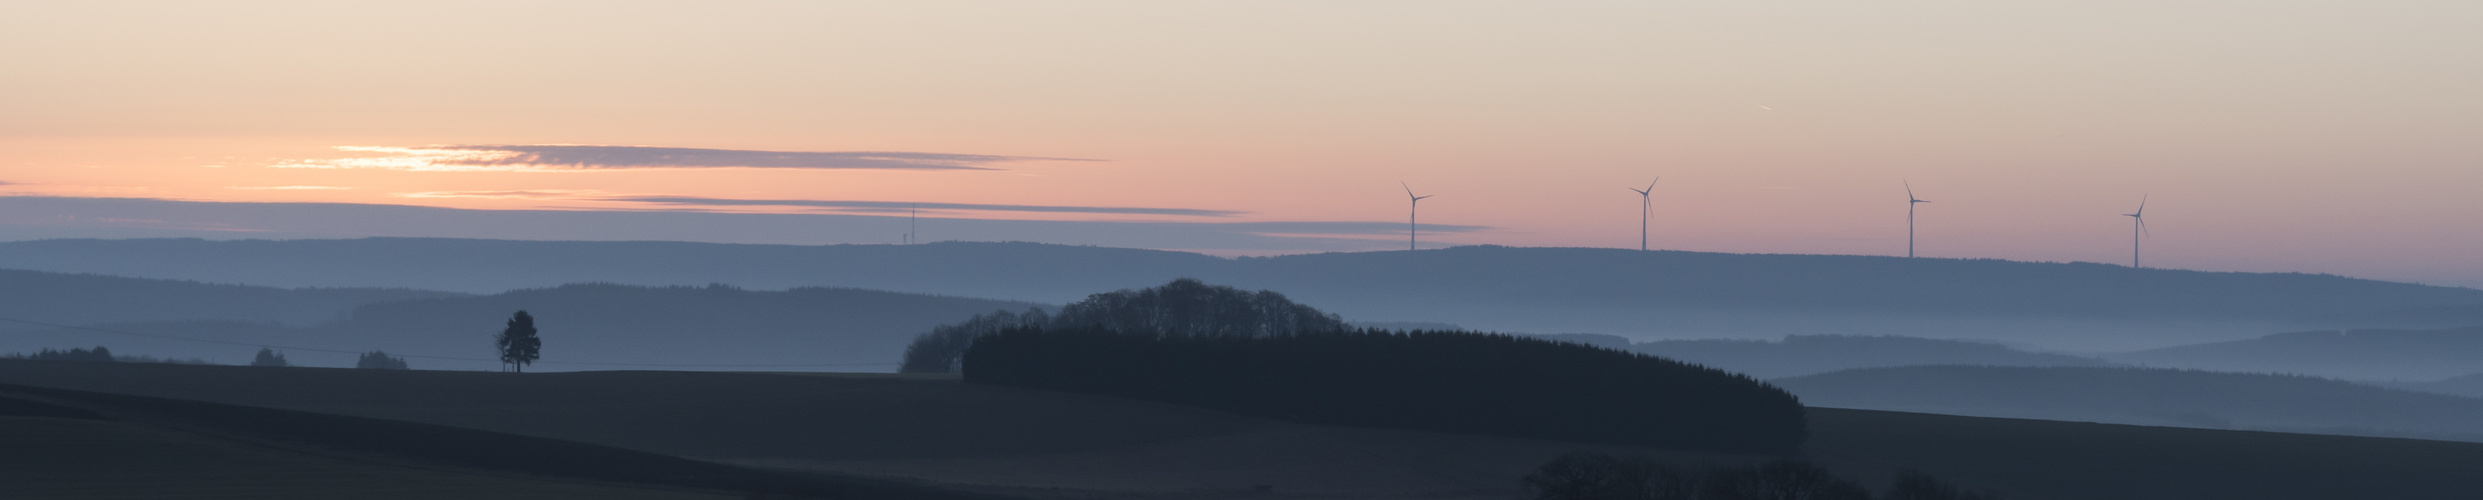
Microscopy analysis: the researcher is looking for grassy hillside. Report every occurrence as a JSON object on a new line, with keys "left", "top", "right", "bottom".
{"left": 0, "top": 384, "right": 998, "bottom": 500}
{"left": 7, "top": 360, "right": 2483, "bottom": 499}
{"left": 0, "top": 393, "right": 737, "bottom": 499}
{"left": 1776, "top": 365, "right": 2483, "bottom": 442}
{"left": 6, "top": 238, "right": 2480, "bottom": 349}
{"left": 1631, "top": 335, "right": 2110, "bottom": 378}
{"left": 2108, "top": 327, "right": 2483, "bottom": 380}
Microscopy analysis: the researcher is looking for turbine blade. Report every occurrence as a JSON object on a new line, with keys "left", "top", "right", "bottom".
{"left": 1906, "top": 180, "right": 1915, "bottom": 200}
{"left": 2139, "top": 217, "right": 2150, "bottom": 237}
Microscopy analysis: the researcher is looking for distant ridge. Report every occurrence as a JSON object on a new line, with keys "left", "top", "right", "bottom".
{"left": 0, "top": 268, "right": 460, "bottom": 326}
{"left": 1778, "top": 365, "right": 2483, "bottom": 443}
{"left": 3, "top": 238, "right": 2478, "bottom": 349}
{"left": 2108, "top": 326, "right": 2483, "bottom": 380}
{"left": 1634, "top": 335, "right": 2111, "bottom": 379}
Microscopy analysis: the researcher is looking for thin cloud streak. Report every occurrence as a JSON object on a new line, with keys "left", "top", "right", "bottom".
{"left": 611, "top": 196, "right": 1244, "bottom": 217}
{"left": 396, "top": 190, "right": 605, "bottom": 199}
{"left": 274, "top": 145, "right": 1098, "bottom": 172}
{"left": 228, "top": 185, "right": 352, "bottom": 190}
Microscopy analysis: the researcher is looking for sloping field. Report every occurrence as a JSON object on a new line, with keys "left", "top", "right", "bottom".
{"left": 1778, "top": 365, "right": 2483, "bottom": 441}
{"left": 0, "top": 417, "right": 742, "bottom": 500}
{"left": 0, "top": 391, "right": 735, "bottom": 500}
{"left": 7, "top": 360, "right": 2483, "bottom": 499}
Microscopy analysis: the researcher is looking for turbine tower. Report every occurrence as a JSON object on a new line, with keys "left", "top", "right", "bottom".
{"left": 1629, "top": 179, "right": 1658, "bottom": 251}
{"left": 1906, "top": 181, "right": 1929, "bottom": 258}
{"left": 2124, "top": 195, "right": 2149, "bottom": 268}
{"left": 1403, "top": 182, "right": 1433, "bottom": 251}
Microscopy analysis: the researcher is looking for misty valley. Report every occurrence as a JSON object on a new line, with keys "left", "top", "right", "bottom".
{"left": 3, "top": 239, "right": 2483, "bottom": 499}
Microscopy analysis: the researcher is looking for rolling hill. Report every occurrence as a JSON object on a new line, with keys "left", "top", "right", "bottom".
{"left": 2106, "top": 327, "right": 2483, "bottom": 381}
{"left": 1630, "top": 335, "right": 2112, "bottom": 378}
{"left": 7, "top": 238, "right": 2480, "bottom": 349}
{"left": 1775, "top": 365, "right": 2483, "bottom": 442}
{"left": 0, "top": 268, "right": 459, "bottom": 327}
{"left": 0, "top": 382, "right": 990, "bottom": 500}
{"left": 8, "top": 360, "right": 2483, "bottom": 499}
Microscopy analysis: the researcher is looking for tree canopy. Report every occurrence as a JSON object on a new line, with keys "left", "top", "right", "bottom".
{"left": 495, "top": 310, "right": 541, "bottom": 372}
{"left": 900, "top": 278, "right": 1346, "bottom": 373}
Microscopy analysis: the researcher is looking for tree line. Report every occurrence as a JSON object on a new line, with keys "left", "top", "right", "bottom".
{"left": 901, "top": 278, "right": 1349, "bottom": 373}
{"left": 1524, "top": 453, "right": 2003, "bottom": 500}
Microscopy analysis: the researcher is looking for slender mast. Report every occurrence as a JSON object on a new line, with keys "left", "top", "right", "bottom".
{"left": 1632, "top": 179, "right": 1656, "bottom": 252}
{"left": 1403, "top": 183, "right": 1431, "bottom": 251}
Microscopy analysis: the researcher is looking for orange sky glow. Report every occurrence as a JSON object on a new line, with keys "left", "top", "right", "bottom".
{"left": 4, "top": 1, "right": 2480, "bottom": 285}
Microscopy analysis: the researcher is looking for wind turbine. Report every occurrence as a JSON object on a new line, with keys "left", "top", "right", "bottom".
{"left": 2123, "top": 195, "right": 2149, "bottom": 268}
{"left": 1403, "top": 182, "right": 1433, "bottom": 251}
{"left": 1629, "top": 179, "right": 1658, "bottom": 251}
{"left": 1906, "top": 181, "right": 1929, "bottom": 258}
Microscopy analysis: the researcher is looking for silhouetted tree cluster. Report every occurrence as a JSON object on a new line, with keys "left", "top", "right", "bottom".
{"left": 251, "top": 347, "right": 290, "bottom": 367}
{"left": 962, "top": 326, "right": 1807, "bottom": 454}
{"left": 901, "top": 307, "right": 1049, "bottom": 373}
{"left": 1523, "top": 453, "right": 2002, "bottom": 500}
{"left": 901, "top": 278, "right": 1348, "bottom": 373}
{"left": 1047, "top": 278, "right": 1348, "bottom": 338}
{"left": 22, "top": 346, "right": 116, "bottom": 362}
{"left": 496, "top": 310, "right": 541, "bottom": 372}
{"left": 356, "top": 350, "right": 410, "bottom": 370}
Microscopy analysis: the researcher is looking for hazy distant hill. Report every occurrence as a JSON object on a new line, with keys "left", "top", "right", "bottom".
{"left": 2289, "top": 305, "right": 2483, "bottom": 330}
{"left": 0, "top": 268, "right": 459, "bottom": 327}
{"left": 1632, "top": 335, "right": 2111, "bottom": 379}
{"left": 323, "top": 283, "right": 1043, "bottom": 371}
{"left": 5, "top": 238, "right": 2481, "bottom": 349}
{"left": 1777, "top": 365, "right": 2483, "bottom": 442}
{"left": 0, "top": 278, "right": 1040, "bottom": 370}
{"left": 2382, "top": 373, "right": 2483, "bottom": 399}
{"left": 2107, "top": 327, "right": 2483, "bottom": 381}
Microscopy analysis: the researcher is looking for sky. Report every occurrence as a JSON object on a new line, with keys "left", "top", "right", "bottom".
{"left": 4, "top": 1, "right": 2481, "bottom": 286}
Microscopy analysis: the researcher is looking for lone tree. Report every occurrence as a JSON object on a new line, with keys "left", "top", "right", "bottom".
{"left": 495, "top": 310, "right": 542, "bottom": 372}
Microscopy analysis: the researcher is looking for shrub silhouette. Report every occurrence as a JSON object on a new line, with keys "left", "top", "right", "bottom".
{"left": 1523, "top": 454, "right": 2005, "bottom": 500}
{"left": 963, "top": 326, "right": 1807, "bottom": 454}
{"left": 22, "top": 346, "right": 117, "bottom": 363}
{"left": 1702, "top": 460, "right": 1871, "bottom": 500}
{"left": 250, "top": 347, "right": 289, "bottom": 367}
{"left": 1523, "top": 453, "right": 1700, "bottom": 500}
{"left": 1883, "top": 470, "right": 2002, "bottom": 500}
{"left": 356, "top": 350, "right": 411, "bottom": 370}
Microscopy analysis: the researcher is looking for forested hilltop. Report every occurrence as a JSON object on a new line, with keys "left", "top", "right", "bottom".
{"left": 924, "top": 279, "right": 1810, "bottom": 454}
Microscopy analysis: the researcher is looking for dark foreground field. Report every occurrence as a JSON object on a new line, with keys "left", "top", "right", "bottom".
{"left": 5, "top": 361, "right": 2483, "bottom": 499}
